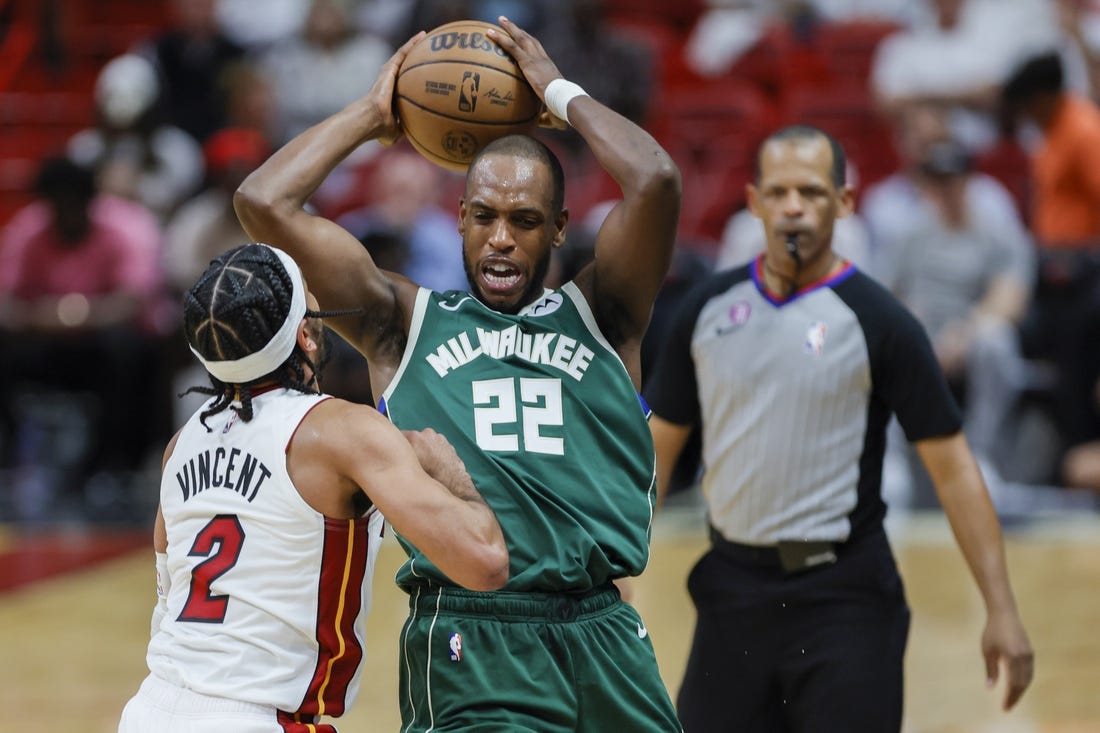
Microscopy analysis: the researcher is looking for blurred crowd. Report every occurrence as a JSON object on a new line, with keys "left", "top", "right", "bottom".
{"left": 2, "top": 0, "right": 1100, "bottom": 522}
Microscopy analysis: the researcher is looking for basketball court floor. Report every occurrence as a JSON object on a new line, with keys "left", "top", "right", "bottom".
{"left": 2, "top": 496, "right": 1098, "bottom": 732}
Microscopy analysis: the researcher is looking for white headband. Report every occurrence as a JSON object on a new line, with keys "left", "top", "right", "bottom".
{"left": 189, "top": 244, "right": 308, "bottom": 384}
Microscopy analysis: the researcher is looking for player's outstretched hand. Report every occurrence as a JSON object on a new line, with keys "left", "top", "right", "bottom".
{"left": 365, "top": 31, "right": 425, "bottom": 146}
{"left": 982, "top": 610, "right": 1034, "bottom": 711}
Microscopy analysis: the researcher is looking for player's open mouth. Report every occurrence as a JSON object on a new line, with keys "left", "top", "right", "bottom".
{"left": 481, "top": 261, "right": 522, "bottom": 293}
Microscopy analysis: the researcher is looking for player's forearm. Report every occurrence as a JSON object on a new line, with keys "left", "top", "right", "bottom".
{"left": 570, "top": 101, "right": 680, "bottom": 207}
{"left": 458, "top": 503, "right": 510, "bottom": 589}
{"left": 417, "top": 492, "right": 509, "bottom": 591}
{"left": 236, "top": 100, "right": 384, "bottom": 221}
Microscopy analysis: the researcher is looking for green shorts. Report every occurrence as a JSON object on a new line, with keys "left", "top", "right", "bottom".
{"left": 397, "top": 584, "right": 682, "bottom": 732}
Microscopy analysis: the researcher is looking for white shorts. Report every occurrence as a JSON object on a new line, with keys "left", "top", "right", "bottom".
{"left": 119, "top": 674, "right": 325, "bottom": 733}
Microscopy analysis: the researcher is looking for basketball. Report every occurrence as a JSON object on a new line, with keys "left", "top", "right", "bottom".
{"left": 395, "top": 20, "right": 541, "bottom": 171}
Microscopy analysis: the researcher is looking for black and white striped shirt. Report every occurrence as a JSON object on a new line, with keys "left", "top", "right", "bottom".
{"left": 646, "top": 257, "right": 961, "bottom": 545}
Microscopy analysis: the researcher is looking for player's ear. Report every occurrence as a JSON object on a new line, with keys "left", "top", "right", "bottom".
{"left": 552, "top": 208, "right": 569, "bottom": 248}
{"left": 297, "top": 320, "right": 317, "bottom": 353}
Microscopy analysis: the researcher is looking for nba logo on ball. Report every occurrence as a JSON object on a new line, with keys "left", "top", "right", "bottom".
{"left": 459, "top": 71, "right": 479, "bottom": 112}
{"left": 395, "top": 20, "right": 540, "bottom": 171}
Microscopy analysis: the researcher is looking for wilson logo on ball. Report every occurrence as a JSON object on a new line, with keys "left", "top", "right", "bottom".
{"left": 429, "top": 31, "right": 507, "bottom": 59}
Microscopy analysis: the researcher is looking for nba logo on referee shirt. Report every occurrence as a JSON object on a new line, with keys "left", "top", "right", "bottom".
{"left": 449, "top": 633, "right": 463, "bottom": 661}
{"left": 804, "top": 321, "right": 827, "bottom": 356}
{"left": 716, "top": 300, "right": 751, "bottom": 335}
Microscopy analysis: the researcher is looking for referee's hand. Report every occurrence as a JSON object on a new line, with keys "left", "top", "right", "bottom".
{"left": 982, "top": 610, "right": 1034, "bottom": 710}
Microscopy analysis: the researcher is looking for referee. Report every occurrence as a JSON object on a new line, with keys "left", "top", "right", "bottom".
{"left": 645, "top": 126, "right": 1033, "bottom": 732}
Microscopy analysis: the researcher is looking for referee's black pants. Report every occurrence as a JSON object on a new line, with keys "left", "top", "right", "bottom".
{"left": 677, "top": 528, "right": 910, "bottom": 733}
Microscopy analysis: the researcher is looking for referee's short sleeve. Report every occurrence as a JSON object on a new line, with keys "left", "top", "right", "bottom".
{"left": 643, "top": 283, "right": 710, "bottom": 427}
{"left": 835, "top": 273, "right": 962, "bottom": 442}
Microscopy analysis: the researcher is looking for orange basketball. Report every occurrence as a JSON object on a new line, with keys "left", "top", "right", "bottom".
{"left": 395, "top": 20, "right": 541, "bottom": 171}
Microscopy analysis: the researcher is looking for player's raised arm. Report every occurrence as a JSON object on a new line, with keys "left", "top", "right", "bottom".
{"left": 487, "top": 17, "right": 681, "bottom": 356}
{"left": 233, "top": 34, "right": 425, "bottom": 360}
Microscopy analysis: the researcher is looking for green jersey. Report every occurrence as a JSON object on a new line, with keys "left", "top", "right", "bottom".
{"left": 381, "top": 283, "right": 656, "bottom": 592}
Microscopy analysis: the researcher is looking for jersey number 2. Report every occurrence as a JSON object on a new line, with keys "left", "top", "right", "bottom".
{"left": 472, "top": 377, "right": 564, "bottom": 455}
{"left": 178, "top": 514, "right": 245, "bottom": 623}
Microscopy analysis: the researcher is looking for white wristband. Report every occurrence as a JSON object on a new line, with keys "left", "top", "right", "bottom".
{"left": 155, "top": 551, "right": 170, "bottom": 599}
{"left": 544, "top": 78, "right": 588, "bottom": 126}
{"left": 152, "top": 551, "right": 170, "bottom": 638}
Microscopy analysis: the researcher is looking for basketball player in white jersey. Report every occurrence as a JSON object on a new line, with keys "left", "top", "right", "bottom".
{"left": 118, "top": 243, "right": 508, "bottom": 733}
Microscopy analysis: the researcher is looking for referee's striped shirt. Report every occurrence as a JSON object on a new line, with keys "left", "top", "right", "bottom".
{"left": 645, "top": 257, "right": 961, "bottom": 546}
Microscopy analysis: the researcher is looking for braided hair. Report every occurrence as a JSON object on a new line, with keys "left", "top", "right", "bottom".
{"left": 181, "top": 244, "right": 321, "bottom": 430}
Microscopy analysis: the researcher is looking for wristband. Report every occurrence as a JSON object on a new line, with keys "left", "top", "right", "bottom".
{"left": 544, "top": 78, "right": 588, "bottom": 126}
{"left": 155, "top": 551, "right": 170, "bottom": 599}
{"left": 152, "top": 551, "right": 170, "bottom": 638}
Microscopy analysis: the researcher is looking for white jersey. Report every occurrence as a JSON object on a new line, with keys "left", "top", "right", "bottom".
{"left": 147, "top": 388, "right": 385, "bottom": 720}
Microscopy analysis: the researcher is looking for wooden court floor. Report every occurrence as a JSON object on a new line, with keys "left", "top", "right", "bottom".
{"left": 2, "top": 509, "right": 1099, "bottom": 733}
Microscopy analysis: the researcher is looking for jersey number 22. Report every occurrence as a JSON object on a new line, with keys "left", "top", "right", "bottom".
{"left": 472, "top": 377, "right": 564, "bottom": 455}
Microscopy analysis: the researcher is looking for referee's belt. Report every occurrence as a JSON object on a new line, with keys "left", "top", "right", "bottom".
{"left": 708, "top": 526, "right": 840, "bottom": 574}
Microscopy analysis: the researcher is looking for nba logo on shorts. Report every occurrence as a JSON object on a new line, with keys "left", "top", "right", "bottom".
{"left": 804, "top": 321, "right": 827, "bottom": 356}
{"left": 459, "top": 72, "right": 479, "bottom": 112}
{"left": 449, "top": 632, "right": 463, "bottom": 661}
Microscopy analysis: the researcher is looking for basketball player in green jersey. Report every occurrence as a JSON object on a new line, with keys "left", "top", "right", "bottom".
{"left": 236, "top": 17, "right": 683, "bottom": 732}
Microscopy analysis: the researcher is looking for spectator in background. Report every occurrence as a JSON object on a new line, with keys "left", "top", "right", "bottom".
{"left": 336, "top": 147, "right": 467, "bottom": 293}
{"left": 809, "top": 0, "right": 926, "bottom": 24}
{"left": 327, "top": 146, "right": 469, "bottom": 406}
{"left": 1056, "top": 0, "right": 1100, "bottom": 102}
{"left": 870, "top": 0, "right": 1069, "bottom": 154}
{"left": 0, "top": 157, "right": 168, "bottom": 498}
{"left": 260, "top": 0, "right": 393, "bottom": 144}
{"left": 682, "top": 0, "right": 915, "bottom": 83}
{"left": 68, "top": 54, "right": 205, "bottom": 222}
{"left": 540, "top": 0, "right": 653, "bottom": 127}
{"left": 164, "top": 128, "right": 272, "bottom": 295}
{"left": 1002, "top": 50, "right": 1100, "bottom": 479}
{"left": 537, "top": 0, "right": 657, "bottom": 184}
{"left": 143, "top": 0, "right": 246, "bottom": 144}
{"left": 215, "top": 0, "right": 311, "bottom": 50}
{"left": 863, "top": 103, "right": 955, "bottom": 265}
{"left": 876, "top": 137, "right": 1035, "bottom": 480}
{"left": 220, "top": 60, "right": 280, "bottom": 142}
{"left": 352, "top": 0, "right": 421, "bottom": 46}
{"left": 864, "top": 104, "right": 1040, "bottom": 491}
{"left": 1004, "top": 51, "right": 1100, "bottom": 249}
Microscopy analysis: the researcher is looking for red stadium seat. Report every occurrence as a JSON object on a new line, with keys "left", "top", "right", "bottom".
{"left": 781, "top": 84, "right": 898, "bottom": 191}
{"left": 603, "top": 0, "right": 705, "bottom": 33}
{"left": 816, "top": 20, "right": 901, "bottom": 88}
{"left": 650, "top": 80, "right": 776, "bottom": 242}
